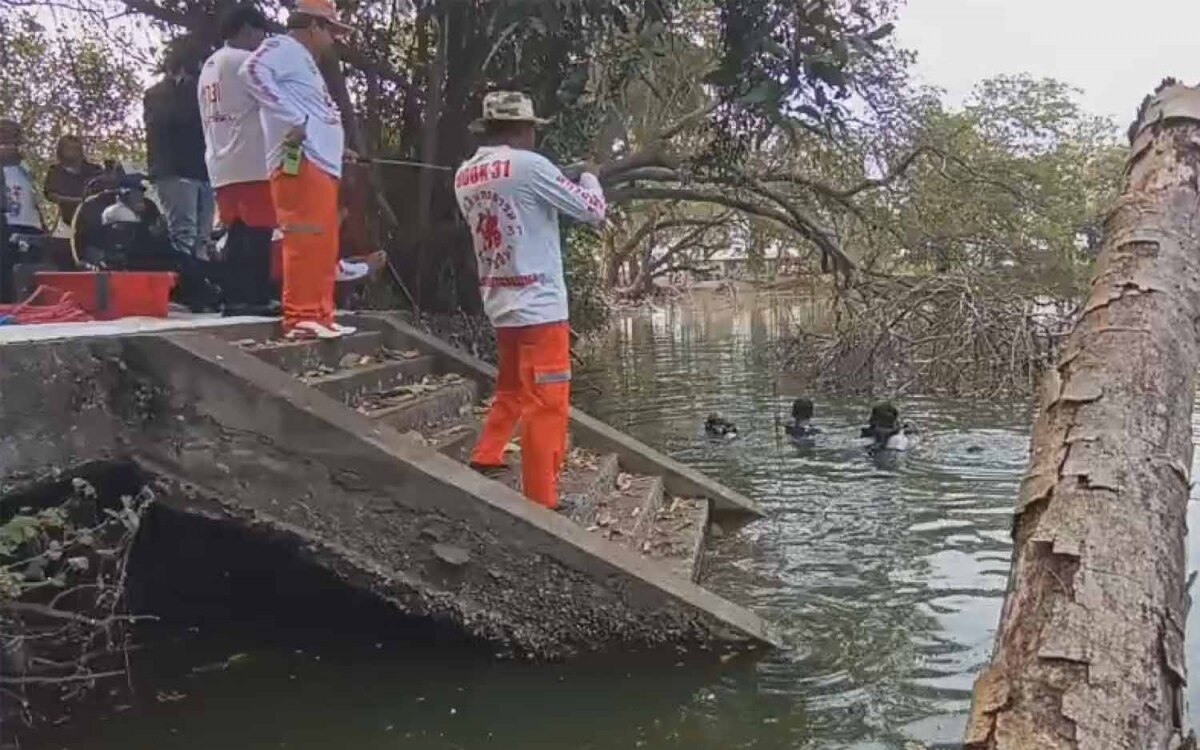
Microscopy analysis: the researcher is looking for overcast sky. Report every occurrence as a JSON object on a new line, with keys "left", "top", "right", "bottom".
{"left": 895, "top": 0, "right": 1200, "bottom": 124}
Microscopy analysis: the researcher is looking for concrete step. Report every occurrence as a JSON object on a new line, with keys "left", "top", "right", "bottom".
{"left": 642, "top": 497, "right": 711, "bottom": 583}
{"left": 561, "top": 451, "right": 620, "bottom": 527}
{"left": 221, "top": 313, "right": 765, "bottom": 521}
{"left": 423, "top": 418, "right": 480, "bottom": 461}
{"left": 211, "top": 321, "right": 283, "bottom": 343}
{"left": 387, "top": 418, "right": 480, "bottom": 461}
{"left": 473, "top": 448, "right": 619, "bottom": 514}
{"left": 360, "top": 377, "right": 479, "bottom": 433}
{"left": 589, "top": 472, "right": 666, "bottom": 554}
{"left": 590, "top": 476, "right": 710, "bottom": 583}
{"left": 239, "top": 331, "right": 385, "bottom": 375}
{"left": 304, "top": 354, "right": 436, "bottom": 407}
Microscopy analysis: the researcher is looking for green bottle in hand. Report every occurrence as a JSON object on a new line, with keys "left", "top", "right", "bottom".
{"left": 282, "top": 142, "right": 303, "bottom": 176}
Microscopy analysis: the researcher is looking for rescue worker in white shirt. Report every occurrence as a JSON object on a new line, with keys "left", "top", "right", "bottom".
{"left": 240, "top": 0, "right": 355, "bottom": 340}
{"left": 199, "top": 3, "right": 276, "bottom": 316}
{"left": 0, "top": 120, "right": 46, "bottom": 302}
{"left": 454, "top": 92, "right": 607, "bottom": 510}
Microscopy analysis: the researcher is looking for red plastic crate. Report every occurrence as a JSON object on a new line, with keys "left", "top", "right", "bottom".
{"left": 33, "top": 271, "right": 177, "bottom": 320}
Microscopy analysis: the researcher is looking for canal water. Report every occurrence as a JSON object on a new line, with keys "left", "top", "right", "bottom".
{"left": 23, "top": 292, "right": 1200, "bottom": 749}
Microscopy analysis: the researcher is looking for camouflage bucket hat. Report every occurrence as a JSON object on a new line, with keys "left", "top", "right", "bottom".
{"left": 469, "top": 91, "right": 551, "bottom": 133}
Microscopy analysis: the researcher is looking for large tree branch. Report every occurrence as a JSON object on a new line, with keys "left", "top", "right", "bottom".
{"left": 619, "top": 217, "right": 724, "bottom": 297}
{"left": 608, "top": 185, "right": 854, "bottom": 276}
{"left": 761, "top": 144, "right": 934, "bottom": 199}
{"left": 597, "top": 148, "right": 680, "bottom": 183}
{"left": 605, "top": 167, "right": 682, "bottom": 184}
{"left": 654, "top": 100, "right": 720, "bottom": 142}
{"left": 586, "top": 101, "right": 718, "bottom": 181}
{"left": 646, "top": 215, "right": 729, "bottom": 272}
{"left": 612, "top": 213, "right": 723, "bottom": 264}
{"left": 736, "top": 179, "right": 854, "bottom": 274}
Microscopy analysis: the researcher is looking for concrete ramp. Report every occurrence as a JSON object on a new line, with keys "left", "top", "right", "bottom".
{"left": 121, "top": 325, "right": 775, "bottom": 657}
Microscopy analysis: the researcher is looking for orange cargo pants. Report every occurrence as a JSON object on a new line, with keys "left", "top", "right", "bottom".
{"left": 269, "top": 158, "right": 339, "bottom": 332}
{"left": 472, "top": 322, "right": 572, "bottom": 509}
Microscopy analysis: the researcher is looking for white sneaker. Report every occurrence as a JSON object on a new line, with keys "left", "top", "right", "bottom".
{"left": 336, "top": 260, "right": 370, "bottom": 282}
{"left": 285, "top": 321, "right": 343, "bottom": 340}
{"left": 329, "top": 322, "right": 357, "bottom": 336}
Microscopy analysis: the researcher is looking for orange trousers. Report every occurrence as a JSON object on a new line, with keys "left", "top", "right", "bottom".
{"left": 270, "top": 158, "right": 339, "bottom": 331}
{"left": 472, "top": 322, "right": 572, "bottom": 509}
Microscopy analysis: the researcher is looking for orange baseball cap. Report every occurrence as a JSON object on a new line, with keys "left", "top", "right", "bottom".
{"left": 293, "top": 0, "right": 353, "bottom": 33}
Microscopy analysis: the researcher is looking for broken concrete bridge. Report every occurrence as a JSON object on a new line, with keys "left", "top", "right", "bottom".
{"left": 0, "top": 313, "right": 777, "bottom": 658}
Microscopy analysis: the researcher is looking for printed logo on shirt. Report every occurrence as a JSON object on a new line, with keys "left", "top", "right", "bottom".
{"left": 475, "top": 211, "right": 503, "bottom": 253}
{"left": 480, "top": 274, "right": 541, "bottom": 288}
{"left": 5, "top": 184, "right": 21, "bottom": 220}
{"left": 200, "top": 81, "right": 236, "bottom": 123}
{"left": 4, "top": 169, "right": 40, "bottom": 228}
{"left": 201, "top": 81, "right": 220, "bottom": 107}
{"left": 455, "top": 159, "right": 512, "bottom": 189}
{"left": 460, "top": 187, "right": 524, "bottom": 280}
{"left": 556, "top": 173, "right": 605, "bottom": 214}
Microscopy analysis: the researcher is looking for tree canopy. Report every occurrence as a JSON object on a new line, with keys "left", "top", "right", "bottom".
{"left": 0, "top": 0, "right": 1124, "bottom": 334}
{"left": 0, "top": 11, "right": 143, "bottom": 178}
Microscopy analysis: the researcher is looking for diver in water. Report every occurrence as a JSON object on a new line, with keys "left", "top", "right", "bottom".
{"left": 861, "top": 402, "right": 916, "bottom": 453}
{"left": 705, "top": 413, "right": 739, "bottom": 439}
{"left": 784, "top": 397, "right": 820, "bottom": 441}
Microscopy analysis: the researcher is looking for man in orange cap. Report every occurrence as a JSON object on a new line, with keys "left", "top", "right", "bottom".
{"left": 455, "top": 92, "right": 607, "bottom": 510}
{"left": 240, "top": 0, "right": 356, "bottom": 339}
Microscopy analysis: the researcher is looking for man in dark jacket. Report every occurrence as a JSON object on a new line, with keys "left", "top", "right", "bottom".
{"left": 144, "top": 36, "right": 213, "bottom": 260}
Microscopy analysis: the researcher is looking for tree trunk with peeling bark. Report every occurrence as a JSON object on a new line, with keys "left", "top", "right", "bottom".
{"left": 964, "top": 84, "right": 1200, "bottom": 749}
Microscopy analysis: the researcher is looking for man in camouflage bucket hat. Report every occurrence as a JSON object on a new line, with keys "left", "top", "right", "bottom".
{"left": 455, "top": 91, "right": 606, "bottom": 510}
{"left": 468, "top": 91, "right": 551, "bottom": 133}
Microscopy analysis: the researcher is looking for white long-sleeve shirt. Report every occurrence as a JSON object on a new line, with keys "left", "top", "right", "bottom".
{"left": 239, "top": 35, "right": 344, "bottom": 179}
{"left": 3, "top": 163, "right": 42, "bottom": 231}
{"left": 199, "top": 46, "right": 269, "bottom": 187}
{"left": 455, "top": 145, "right": 607, "bottom": 328}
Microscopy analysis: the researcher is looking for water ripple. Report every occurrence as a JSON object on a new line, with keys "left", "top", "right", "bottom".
{"left": 576, "top": 299, "right": 1027, "bottom": 748}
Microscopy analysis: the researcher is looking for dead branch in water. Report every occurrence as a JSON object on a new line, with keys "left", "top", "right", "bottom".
{"left": 778, "top": 271, "right": 1076, "bottom": 399}
{"left": 1, "top": 477, "right": 155, "bottom": 723}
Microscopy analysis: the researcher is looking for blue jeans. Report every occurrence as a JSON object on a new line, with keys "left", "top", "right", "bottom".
{"left": 153, "top": 177, "right": 215, "bottom": 259}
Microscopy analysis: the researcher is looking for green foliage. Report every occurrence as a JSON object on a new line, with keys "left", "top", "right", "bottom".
{"left": 861, "top": 74, "right": 1126, "bottom": 297}
{"left": 0, "top": 511, "right": 60, "bottom": 558}
{"left": 0, "top": 12, "right": 145, "bottom": 183}
{"left": 0, "top": 478, "right": 150, "bottom": 603}
{"left": 564, "top": 227, "right": 612, "bottom": 334}
{"left": 709, "top": 0, "right": 898, "bottom": 139}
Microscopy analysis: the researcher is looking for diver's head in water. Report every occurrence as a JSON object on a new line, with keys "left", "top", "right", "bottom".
{"left": 865, "top": 403, "right": 899, "bottom": 432}
{"left": 705, "top": 413, "right": 738, "bottom": 438}
{"left": 861, "top": 402, "right": 914, "bottom": 453}
{"left": 791, "top": 397, "right": 814, "bottom": 423}
{"left": 861, "top": 402, "right": 900, "bottom": 443}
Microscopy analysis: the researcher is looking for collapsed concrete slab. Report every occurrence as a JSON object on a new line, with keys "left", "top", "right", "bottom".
{"left": 0, "top": 338, "right": 139, "bottom": 494}
{"left": 123, "top": 332, "right": 774, "bottom": 656}
{"left": 1, "top": 323, "right": 775, "bottom": 658}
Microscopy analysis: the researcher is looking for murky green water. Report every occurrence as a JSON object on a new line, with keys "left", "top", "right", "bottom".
{"left": 23, "top": 292, "right": 1200, "bottom": 749}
